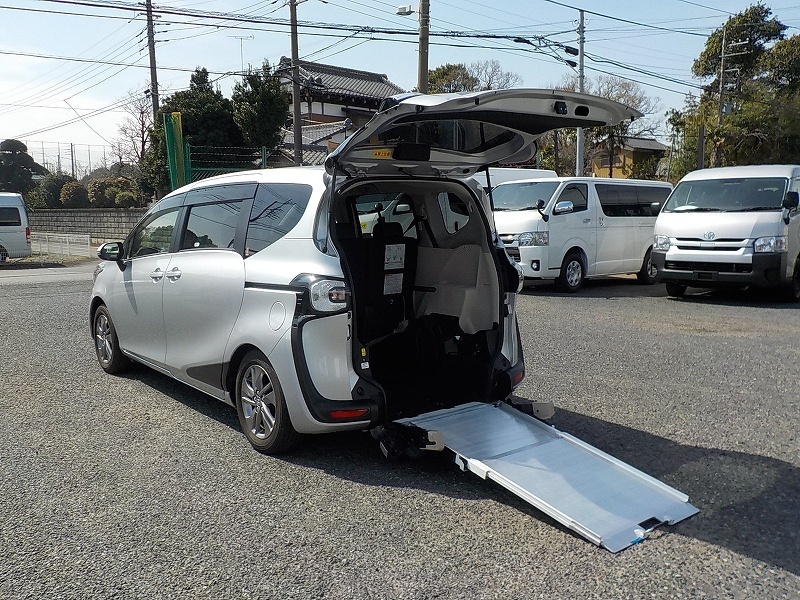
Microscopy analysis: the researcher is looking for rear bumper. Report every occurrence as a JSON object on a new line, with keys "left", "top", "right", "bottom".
{"left": 653, "top": 250, "right": 787, "bottom": 288}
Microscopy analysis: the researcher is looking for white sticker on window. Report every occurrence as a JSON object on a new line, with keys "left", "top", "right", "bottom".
{"left": 383, "top": 273, "right": 403, "bottom": 295}
{"left": 384, "top": 244, "right": 405, "bottom": 269}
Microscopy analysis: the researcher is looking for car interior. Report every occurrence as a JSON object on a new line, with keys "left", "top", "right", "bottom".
{"left": 332, "top": 178, "right": 503, "bottom": 420}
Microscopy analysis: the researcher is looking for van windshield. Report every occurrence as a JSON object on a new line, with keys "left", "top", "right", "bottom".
{"left": 491, "top": 181, "right": 560, "bottom": 211}
{"left": 663, "top": 177, "right": 788, "bottom": 213}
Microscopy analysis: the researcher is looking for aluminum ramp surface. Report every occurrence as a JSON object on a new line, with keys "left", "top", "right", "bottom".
{"left": 401, "top": 402, "right": 698, "bottom": 552}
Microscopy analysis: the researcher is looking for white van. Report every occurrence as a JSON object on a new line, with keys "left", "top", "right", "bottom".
{"left": 0, "top": 192, "right": 31, "bottom": 263}
{"left": 652, "top": 165, "right": 800, "bottom": 300}
{"left": 493, "top": 177, "right": 672, "bottom": 291}
{"left": 471, "top": 167, "right": 557, "bottom": 191}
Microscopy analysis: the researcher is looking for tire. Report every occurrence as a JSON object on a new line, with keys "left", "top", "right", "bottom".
{"left": 235, "top": 350, "right": 302, "bottom": 454}
{"left": 93, "top": 305, "right": 131, "bottom": 374}
{"left": 0, "top": 246, "right": 8, "bottom": 264}
{"left": 555, "top": 251, "right": 584, "bottom": 293}
{"left": 783, "top": 259, "right": 800, "bottom": 303}
{"left": 637, "top": 248, "right": 658, "bottom": 284}
{"left": 665, "top": 282, "right": 687, "bottom": 298}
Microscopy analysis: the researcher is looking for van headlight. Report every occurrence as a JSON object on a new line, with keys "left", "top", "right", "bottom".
{"left": 754, "top": 236, "right": 787, "bottom": 253}
{"left": 653, "top": 234, "right": 670, "bottom": 251}
{"left": 518, "top": 232, "right": 548, "bottom": 246}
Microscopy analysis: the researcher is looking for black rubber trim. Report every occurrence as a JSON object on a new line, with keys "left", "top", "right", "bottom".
{"left": 244, "top": 282, "right": 305, "bottom": 293}
{"left": 186, "top": 362, "right": 224, "bottom": 390}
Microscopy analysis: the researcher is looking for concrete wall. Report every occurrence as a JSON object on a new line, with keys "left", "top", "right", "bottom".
{"left": 28, "top": 209, "right": 148, "bottom": 246}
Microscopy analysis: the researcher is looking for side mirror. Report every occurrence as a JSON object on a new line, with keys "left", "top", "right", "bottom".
{"left": 782, "top": 191, "right": 799, "bottom": 210}
{"left": 536, "top": 199, "right": 546, "bottom": 210}
{"left": 393, "top": 203, "right": 412, "bottom": 215}
{"left": 536, "top": 198, "right": 550, "bottom": 222}
{"left": 650, "top": 201, "right": 662, "bottom": 216}
{"left": 97, "top": 241, "right": 124, "bottom": 262}
{"left": 552, "top": 200, "right": 574, "bottom": 215}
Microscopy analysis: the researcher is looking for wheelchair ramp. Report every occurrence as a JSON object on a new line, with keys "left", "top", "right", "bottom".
{"left": 400, "top": 402, "right": 698, "bottom": 552}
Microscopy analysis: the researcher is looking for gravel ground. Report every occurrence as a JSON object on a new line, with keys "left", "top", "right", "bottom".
{"left": 0, "top": 274, "right": 798, "bottom": 599}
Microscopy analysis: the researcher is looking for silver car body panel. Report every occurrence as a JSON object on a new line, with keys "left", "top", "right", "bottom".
{"left": 402, "top": 402, "right": 699, "bottom": 552}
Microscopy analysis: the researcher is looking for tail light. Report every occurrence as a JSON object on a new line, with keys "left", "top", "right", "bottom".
{"left": 26, "top": 227, "right": 30, "bottom": 246}
{"left": 291, "top": 274, "right": 350, "bottom": 314}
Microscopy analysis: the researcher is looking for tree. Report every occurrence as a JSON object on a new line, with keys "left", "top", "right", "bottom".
{"left": 231, "top": 61, "right": 289, "bottom": 149}
{"left": 427, "top": 61, "right": 522, "bottom": 93}
{"left": 27, "top": 172, "right": 74, "bottom": 209}
{"left": 88, "top": 177, "right": 140, "bottom": 208}
{"left": 114, "top": 91, "right": 153, "bottom": 169}
{"left": 60, "top": 181, "right": 90, "bottom": 208}
{"left": 0, "top": 139, "right": 49, "bottom": 194}
{"left": 668, "top": 5, "right": 800, "bottom": 177}
{"left": 140, "top": 68, "right": 247, "bottom": 197}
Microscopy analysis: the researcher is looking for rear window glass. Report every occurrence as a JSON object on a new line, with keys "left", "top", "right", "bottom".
{"left": 181, "top": 202, "right": 243, "bottom": 251}
{"left": 0, "top": 207, "right": 21, "bottom": 226}
{"left": 663, "top": 178, "right": 787, "bottom": 212}
{"left": 245, "top": 183, "right": 312, "bottom": 257}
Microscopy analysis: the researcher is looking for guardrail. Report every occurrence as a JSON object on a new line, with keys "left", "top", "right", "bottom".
{"left": 30, "top": 232, "right": 93, "bottom": 258}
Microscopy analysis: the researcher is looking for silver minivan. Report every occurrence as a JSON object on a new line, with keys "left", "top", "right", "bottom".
{"left": 90, "top": 89, "right": 640, "bottom": 454}
{"left": 652, "top": 165, "right": 800, "bottom": 300}
{"left": 0, "top": 192, "right": 31, "bottom": 263}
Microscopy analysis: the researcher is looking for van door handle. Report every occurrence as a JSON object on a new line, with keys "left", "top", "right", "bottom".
{"left": 583, "top": 218, "right": 591, "bottom": 223}
{"left": 149, "top": 268, "right": 164, "bottom": 282}
{"left": 165, "top": 267, "right": 182, "bottom": 281}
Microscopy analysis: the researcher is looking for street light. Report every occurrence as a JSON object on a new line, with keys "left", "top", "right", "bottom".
{"left": 396, "top": 1, "right": 430, "bottom": 94}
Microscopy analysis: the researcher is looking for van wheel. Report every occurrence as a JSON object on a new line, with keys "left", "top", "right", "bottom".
{"left": 93, "top": 305, "right": 131, "bottom": 374}
{"left": 555, "top": 252, "right": 584, "bottom": 292}
{"left": 784, "top": 259, "right": 800, "bottom": 303}
{"left": 0, "top": 246, "right": 8, "bottom": 264}
{"left": 637, "top": 248, "right": 658, "bottom": 284}
{"left": 235, "top": 350, "right": 302, "bottom": 455}
{"left": 665, "top": 282, "right": 687, "bottom": 298}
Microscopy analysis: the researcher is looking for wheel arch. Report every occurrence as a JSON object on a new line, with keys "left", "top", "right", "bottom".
{"left": 224, "top": 343, "right": 264, "bottom": 398}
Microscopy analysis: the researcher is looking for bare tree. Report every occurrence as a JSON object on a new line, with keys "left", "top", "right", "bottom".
{"left": 114, "top": 91, "right": 154, "bottom": 167}
{"left": 469, "top": 59, "right": 523, "bottom": 90}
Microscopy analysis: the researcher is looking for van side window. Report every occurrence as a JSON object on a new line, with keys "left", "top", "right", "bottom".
{"left": 596, "top": 184, "right": 669, "bottom": 217}
{"left": 557, "top": 184, "right": 588, "bottom": 212}
{"left": 181, "top": 202, "right": 243, "bottom": 251}
{"left": 0, "top": 207, "right": 21, "bottom": 226}
{"left": 437, "top": 192, "right": 470, "bottom": 233}
{"left": 128, "top": 209, "right": 180, "bottom": 258}
{"left": 245, "top": 183, "right": 313, "bottom": 257}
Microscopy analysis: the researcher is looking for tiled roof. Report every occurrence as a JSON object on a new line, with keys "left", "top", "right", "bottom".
{"left": 279, "top": 57, "right": 406, "bottom": 102}
{"left": 621, "top": 137, "right": 669, "bottom": 152}
{"left": 269, "top": 120, "right": 354, "bottom": 166}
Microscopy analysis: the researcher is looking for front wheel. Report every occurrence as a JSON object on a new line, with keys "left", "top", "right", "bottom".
{"left": 555, "top": 252, "right": 584, "bottom": 293}
{"left": 665, "top": 282, "right": 687, "bottom": 298}
{"left": 235, "top": 351, "right": 302, "bottom": 455}
{"left": 93, "top": 305, "right": 131, "bottom": 374}
{"left": 783, "top": 259, "right": 800, "bottom": 303}
{"left": 637, "top": 248, "right": 658, "bottom": 284}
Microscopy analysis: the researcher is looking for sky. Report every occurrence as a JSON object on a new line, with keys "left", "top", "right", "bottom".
{"left": 2, "top": 0, "right": 800, "bottom": 176}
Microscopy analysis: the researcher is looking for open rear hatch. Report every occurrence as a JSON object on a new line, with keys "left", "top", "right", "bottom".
{"left": 400, "top": 402, "right": 698, "bottom": 552}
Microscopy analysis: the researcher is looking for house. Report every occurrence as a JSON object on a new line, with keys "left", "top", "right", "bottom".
{"left": 265, "top": 120, "right": 354, "bottom": 167}
{"left": 590, "top": 136, "right": 669, "bottom": 178}
{"left": 278, "top": 57, "right": 406, "bottom": 131}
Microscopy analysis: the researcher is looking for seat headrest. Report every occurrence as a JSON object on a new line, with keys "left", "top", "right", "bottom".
{"left": 372, "top": 221, "right": 404, "bottom": 239}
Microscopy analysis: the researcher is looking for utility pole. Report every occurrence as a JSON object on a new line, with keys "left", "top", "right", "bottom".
{"left": 145, "top": 0, "right": 159, "bottom": 120}
{"left": 289, "top": 0, "right": 303, "bottom": 165}
{"left": 575, "top": 9, "right": 585, "bottom": 176}
{"left": 418, "top": 0, "right": 430, "bottom": 93}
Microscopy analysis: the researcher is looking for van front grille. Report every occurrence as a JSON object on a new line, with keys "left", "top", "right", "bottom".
{"left": 665, "top": 261, "right": 752, "bottom": 273}
{"left": 506, "top": 247, "right": 520, "bottom": 261}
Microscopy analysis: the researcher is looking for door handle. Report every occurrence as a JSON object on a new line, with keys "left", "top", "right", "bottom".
{"left": 583, "top": 218, "right": 591, "bottom": 223}
{"left": 165, "top": 267, "right": 182, "bottom": 281}
{"left": 149, "top": 268, "right": 164, "bottom": 282}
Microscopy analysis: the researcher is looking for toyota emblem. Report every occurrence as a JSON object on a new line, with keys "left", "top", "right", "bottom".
{"left": 702, "top": 231, "right": 716, "bottom": 240}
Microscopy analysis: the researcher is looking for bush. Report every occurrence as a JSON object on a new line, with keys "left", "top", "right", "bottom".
{"left": 28, "top": 172, "right": 74, "bottom": 208}
{"left": 60, "top": 181, "right": 91, "bottom": 208}
{"left": 87, "top": 176, "right": 140, "bottom": 208}
{"left": 115, "top": 191, "right": 138, "bottom": 208}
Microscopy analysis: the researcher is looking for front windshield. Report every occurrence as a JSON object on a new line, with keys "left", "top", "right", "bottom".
{"left": 663, "top": 177, "right": 788, "bottom": 213}
{"left": 491, "top": 181, "right": 560, "bottom": 211}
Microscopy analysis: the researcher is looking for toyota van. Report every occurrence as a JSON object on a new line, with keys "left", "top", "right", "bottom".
{"left": 0, "top": 192, "right": 31, "bottom": 263}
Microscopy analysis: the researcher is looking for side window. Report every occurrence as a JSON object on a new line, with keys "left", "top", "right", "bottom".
{"left": 245, "top": 183, "right": 312, "bottom": 257}
{"left": 128, "top": 209, "right": 180, "bottom": 258}
{"left": 181, "top": 201, "right": 242, "bottom": 251}
{"left": 437, "top": 192, "right": 470, "bottom": 234}
{"left": 0, "top": 207, "right": 22, "bottom": 226}
{"left": 558, "top": 183, "right": 588, "bottom": 213}
{"left": 637, "top": 186, "right": 671, "bottom": 215}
